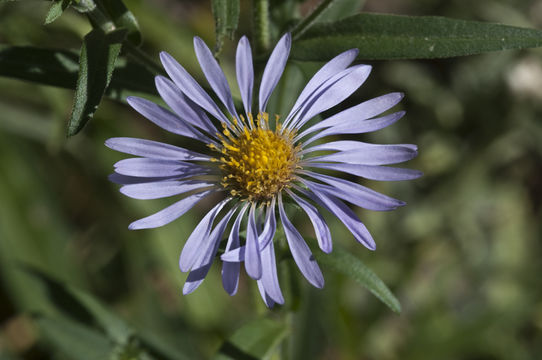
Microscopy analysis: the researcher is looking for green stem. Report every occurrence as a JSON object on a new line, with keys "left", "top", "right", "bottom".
{"left": 253, "top": 0, "right": 270, "bottom": 54}
{"left": 291, "top": 0, "right": 337, "bottom": 40}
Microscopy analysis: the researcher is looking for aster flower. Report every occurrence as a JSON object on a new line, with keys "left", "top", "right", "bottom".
{"left": 106, "top": 33, "right": 421, "bottom": 307}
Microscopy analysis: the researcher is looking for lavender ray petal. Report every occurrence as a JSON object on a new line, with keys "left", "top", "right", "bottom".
{"left": 298, "top": 186, "right": 376, "bottom": 250}
{"left": 287, "top": 189, "right": 332, "bottom": 253}
{"left": 155, "top": 76, "right": 217, "bottom": 134}
{"left": 302, "top": 145, "right": 418, "bottom": 166}
{"left": 278, "top": 195, "right": 324, "bottom": 288}
{"left": 120, "top": 180, "right": 215, "bottom": 200}
{"left": 113, "top": 158, "right": 213, "bottom": 177}
{"left": 128, "top": 189, "right": 215, "bottom": 230}
{"left": 179, "top": 198, "right": 230, "bottom": 272}
{"left": 283, "top": 49, "right": 358, "bottom": 127}
{"left": 159, "top": 51, "right": 230, "bottom": 124}
{"left": 302, "top": 173, "right": 405, "bottom": 211}
{"left": 259, "top": 33, "right": 291, "bottom": 112}
{"left": 297, "top": 92, "right": 404, "bottom": 139}
{"left": 302, "top": 140, "right": 416, "bottom": 154}
{"left": 236, "top": 36, "right": 254, "bottom": 116}
{"left": 245, "top": 204, "right": 262, "bottom": 280}
{"left": 258, "top": 240, "right": 284, "bottom": 304}
{"left": 126, "top": 96, "right": 210, "bottom": 142}
{"left": 194, "top": 37, "right": 237, "bottom": 117}
{"left": 106, "top": 137, "right": 210, "bottom": 161}
{"left": 183, "top": 205, "right": 237, "bottom": 294}
{"left": 288, "top": 64, "right": 372, "bottom": 131}
{"left": 256, "top": 281, "right": 276, "bottom": 308}
{"left": 303, "top": 111, "right": 405, "bottom": 146}
{"left": 222, "top": 203, "right": 249, "bottom": 295}
{"left": 304, "top": 162, "right": 423, "bottom": 181}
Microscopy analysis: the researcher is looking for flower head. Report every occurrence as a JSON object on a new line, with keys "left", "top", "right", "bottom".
{"left": 107, "top": 34, "right": 421, "bottom": 307}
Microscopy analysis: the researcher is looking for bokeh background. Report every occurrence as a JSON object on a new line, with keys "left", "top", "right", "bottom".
{"left": 1, "top": 0, "right": 542, "bottom": 359}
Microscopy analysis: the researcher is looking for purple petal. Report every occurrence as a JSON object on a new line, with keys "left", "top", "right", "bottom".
{"left": 113, "top": 158, "right": 212, "bottom": 177}
{"left": 257, "top": 240, "right": 284, "bottom": 305}
{"left": 245, "top": 204, "right": 262, "bottom": 280}
{"left": 183, "top": 205, "right": 237, "bottom": 294}
{"left": 222, "top": 204, "right": 249, "bottom": 295}
{"left": 126, "top": 96, "right": 210, "bottom": 142}
{"left": 159, "top": 51, "right": 230, "bottom": 124}
{"left": 283, "top": 49, "right": 359, "bottom": 127}
{"left": 154, "top": 76, "right": 217, "bottom": 134}
{"left": 302, "top": 144, "right": 418, "bottom": 166}
{"left": 278, "top": 195, "right": 324, "bottom": 288}
{"left": 297, "top": 92, "right": 404, "bottom": 139}
{"left": 194, "top": 37, "right": 237, "bottom": 117}
{"left": 286, "top": 190, "right": 332, "bottom": 253}
{"left": 120, "top": 180, "right": 215, "bottom": 200}
{"left": 128, "top": 189, "right": 215, "bottom": 230}
{"left": 303, "top": 140, "right": 416, "bottom": 154}
{"left": 302, "top": 173, "right": 405, "bottom": 211}
{"left": 287, "top": 64, "right": 372, "bottom": 131}
{"left": 259, "top": 33, "right": 291, "bottom": 112}
{"left": 257, "top": 282, "right": 276, "bottom": 308}
{"left": 297, "top": 186, "right": 375, "bottom": 250}
{"left": 304, "top": 162, "right": 423, "bottom": 181}
{"left": 303, "top": 111, "right": 405, "bottom": 145}
{"left": 236, "top": 36, "right": 254, "bottom": 116}
{"left": 179, "top": 198, "right": 230, "bottom": 272}
{"left": 106, "top": 137, "right": 210, "bottom": 161}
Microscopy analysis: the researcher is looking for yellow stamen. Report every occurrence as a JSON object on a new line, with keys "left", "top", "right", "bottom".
{"left": 212, "top": 112, "right": 300, "bottom": 202}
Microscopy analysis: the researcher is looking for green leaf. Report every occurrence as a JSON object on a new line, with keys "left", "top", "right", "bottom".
{"left": 35, "top": 314, "right": 114, "bottom": 360}
{"left": 214, "top": 318, "right": 289, "bottom": 360}
{"left": 291, "top": 12, "right": 542, "bottom": 61}
{"left": 44, "top": 0, "right": 71, "bottom": 25}
{"left": 67, "top": 27, "right": 125, "bottom": 137}
{"left": 211, "top": 0, "right": 240, "bottom": 55}
{"left": 23, "top": 265, "right": 134, "bottom": 345}
{"left": 313, "top": 245, "right": 401, "bottom": 313}
{"left": 0, "top": 45, "right": 157, "bottom": 101}
{"left": 101, "top": 0, "right": 142, "bottom": 45}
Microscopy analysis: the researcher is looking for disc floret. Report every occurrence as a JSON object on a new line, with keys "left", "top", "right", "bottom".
{"left": 212, "top": 112, "right": 299, "bottom": 202}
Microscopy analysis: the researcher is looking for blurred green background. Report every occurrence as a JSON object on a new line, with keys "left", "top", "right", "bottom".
{"left": 1, "top": 0, "right": 542, "bottom": 359}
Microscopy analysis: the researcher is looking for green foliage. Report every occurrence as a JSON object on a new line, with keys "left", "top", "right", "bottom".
{"left": 292, "top": 13, "right": 542, "bottom": 60}
{"left": 211, "top": 0, "right": 240, "bottom": 55}
{"left": 44, "top": 0, "right": 71, "bottom": 25}
{"left": 214, "top": 318, "right": 289, "bottom": 360}
{"left": 67, "top": 28, "right": 125, "bottom": 137}
{"left": 314, "top": 245, "right": 401, "bottom": 313}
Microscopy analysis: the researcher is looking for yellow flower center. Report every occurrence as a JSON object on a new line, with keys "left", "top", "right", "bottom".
{"left": 211, "top": 112, "right": 300, "bottom": 202}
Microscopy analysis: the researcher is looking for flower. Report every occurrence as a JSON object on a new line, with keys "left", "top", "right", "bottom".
{"left": 106, "top": 33, "right": 421, "bottom": 307}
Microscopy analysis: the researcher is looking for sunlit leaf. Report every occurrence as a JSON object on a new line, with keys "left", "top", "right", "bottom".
{"left": 214, "top": 318, "right": 288, "bottom": 360}
{"left": 313, "top": 245, "right": 401, "bottom": 313}
{"left": 67, "top": 28, "right": 126, "bottom": 137}
{"left": 291, "top": 13, "right": 542, "bottom": 60}
{"left": 44, "top": 0, "right": 71, "bottom": 25}
{"left": 211, "top": 0, "right": 240, "bottom": 54}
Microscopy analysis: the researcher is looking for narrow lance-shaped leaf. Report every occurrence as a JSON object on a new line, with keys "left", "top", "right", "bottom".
{"left": 213, "top": 318, "right": 289, "bottom": 360}
{"left": 0, "top": 45, "right": 157, "bottom": 101}
{"left": 211, "top": 0, "right": 240, "bottom": 55}
{"left": 291, "top": 12, "right": 542, "bottom": 61}
{"left": 313, "top": 244, "right": 401, "bottom": 313}
{"left": 67, "top": 28, "right": 126, "bottom": 137}
{"left": 44, "top": 0, "right": 71, "bottom": 25}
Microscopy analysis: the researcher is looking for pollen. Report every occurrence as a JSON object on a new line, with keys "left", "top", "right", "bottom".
{"left": 211, "top": 112, "right": 300, "bottom": 202}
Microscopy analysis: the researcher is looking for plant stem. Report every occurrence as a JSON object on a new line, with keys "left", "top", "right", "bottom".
{"left": 253, "top": 0, "right": 270, "bottom": 54}
{"left": 291, "top": 0, "right": 337, "bottom": 40}
{"left": 123, "top": 42, "right": 165, "bottom": 76}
